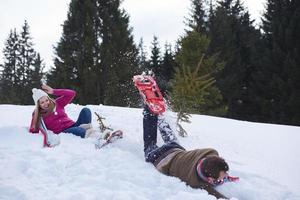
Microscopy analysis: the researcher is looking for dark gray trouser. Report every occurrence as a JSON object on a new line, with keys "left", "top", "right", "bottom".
{"left": 143, "top": 107, "right": 185, "bottom": 163}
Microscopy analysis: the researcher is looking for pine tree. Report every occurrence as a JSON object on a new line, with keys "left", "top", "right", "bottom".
{"left": 207, "top": 0, "right": 262, "bottom": 120}
{"left": 0, "top": 22, "right": 44, "bottom": 104}
{"left": 160, "top": 43, "right": 177, "bottom": 93}
{"left": 172, "top": 56, "right": 214, "bottom": 113}
{"left": 149, "top": 36, "right": 162, "bottom": 75}
{"left": 174, "top": 31, "right": 225, "bottom": 116}
{"left": 49, "top": 0, "right": 139, "bottom": 106}
{"left": 0, "top": 29, "right": 20, "bottom": 103}
{"left": 137, "top": 38, "right": 149, "bottom": 73}
{"left": 253, "top": 0, "right": 300, "bottom": 125}
{"left": 186, "top": 0, "right": 208, "bottom": 33}
{"left": 171, "top": 54, "right": 216, "bottom": 136}
{"left": 28, "top": 53, "right": 45, "bottom": 91}
{"left": 148, "top": 36, "right": 172, "bottom": 95}
{"left": 18, "top": 20, "right": 40, "bottom": 104}
{"left": 96, "top": 0, "right": 139, "bottom": 106}
{"left": 48, "top": 0, "right": 99, "bottom": 104}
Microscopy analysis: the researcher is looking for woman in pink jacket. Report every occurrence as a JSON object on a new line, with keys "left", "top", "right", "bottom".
{"left": 29, "top": 84, "right": 92, "bottom": 138}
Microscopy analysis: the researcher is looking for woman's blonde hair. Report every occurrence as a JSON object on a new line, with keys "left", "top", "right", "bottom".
{"left": 32, "top": 97, "right": 55, "bottom": 131}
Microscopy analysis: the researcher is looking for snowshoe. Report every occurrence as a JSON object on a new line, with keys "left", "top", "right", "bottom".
{"left": 133, "top": 75, "right": 166, "bottom": 115}
{"left": 95, "top": 130, "right": 123, "bottom": 149}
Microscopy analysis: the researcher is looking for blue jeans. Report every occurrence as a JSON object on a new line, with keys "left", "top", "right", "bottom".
{"left": 63, "top": 107, "right": 92, "bottom": 138}
{"left": 143, "top": 107, "right": 185, "bottom": 163}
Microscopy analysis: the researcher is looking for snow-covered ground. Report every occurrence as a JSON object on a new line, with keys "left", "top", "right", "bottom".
{"left": 0, "top": 104, "right": 299, "bottom": 200}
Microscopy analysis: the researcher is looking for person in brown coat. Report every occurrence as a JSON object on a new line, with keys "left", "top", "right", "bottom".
{"left": 143, "top": 106, "right": 234, "bottom": 199}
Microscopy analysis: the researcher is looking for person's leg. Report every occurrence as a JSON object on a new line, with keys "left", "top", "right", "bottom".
{"left": 158, "top": 115, "right": 178, "bottom": 144}
{"left": 63, "top": 126, "right": 86, "bottom": 138}
{"left": 73, "top": 107, "right": 92, "bottom": 127}
{"left": 143, "top": 106, "right": 185, "bottom": 163}
{"left": 143, "top": 106, "right": 158, "bottom": 157}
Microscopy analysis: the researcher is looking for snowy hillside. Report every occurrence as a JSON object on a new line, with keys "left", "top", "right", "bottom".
{"left": 0, "top": 104, "right": 299, "bottom": 200}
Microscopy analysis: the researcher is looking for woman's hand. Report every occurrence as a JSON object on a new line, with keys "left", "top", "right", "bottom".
{"left": 41, "top": 84, "right": 54, "bottom": 94}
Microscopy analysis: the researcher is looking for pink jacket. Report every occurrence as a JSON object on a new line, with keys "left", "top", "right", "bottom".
{"left": 29, "top": 89, "right": 76, "bottom": 134}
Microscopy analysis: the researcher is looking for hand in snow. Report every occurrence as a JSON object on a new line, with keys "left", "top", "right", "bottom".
{"left": 41, "top": 84, "right": 54, "bottom": 94}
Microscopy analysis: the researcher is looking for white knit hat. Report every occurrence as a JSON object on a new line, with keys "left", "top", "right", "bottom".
{"left": 32, "top": 88, "right": 48, "bottom": 105}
